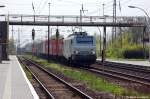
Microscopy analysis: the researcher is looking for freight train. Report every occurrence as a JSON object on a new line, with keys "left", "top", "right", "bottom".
{"left": 25, "top": 32, "right": 97, "bottom": 65}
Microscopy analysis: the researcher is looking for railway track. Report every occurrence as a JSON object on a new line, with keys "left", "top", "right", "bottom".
{"left": 18, "top": 57, "right": 54, "bottom": 99}
{"left": 20, "top": 56, "right": 150, "bottom": 97}
{"left": 21, "top": 56, "right": 150, "bottom": 87}
{"left": 96, "top": 61, "right": 150, "bottom": 74}
{"left": 91, "top": 61, "right": 150, "bottom": 87}
{"left": 18, "top": 56, "right": 93, "bottom": 99}
{"left": 96, "top": 61, "right": 150, "bottom": 81}
{"left": 84, "top": 67, "right": 150, "bottom": 87}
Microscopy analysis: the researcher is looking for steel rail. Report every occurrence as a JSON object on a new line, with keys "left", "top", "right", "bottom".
{"left": 84, "top": 67, "right": 150, "bottom": 87}
{"left": 91, "top": 67, "right": 150, "bottom": 82}
{"left": 97, "top": 61, "right": 150, "bottom": 73}
{"left": 21, "top": 56, "right": 93, "bottom": 99}
{"left": 18, "top": 57, "right": 55, "bottom": 99}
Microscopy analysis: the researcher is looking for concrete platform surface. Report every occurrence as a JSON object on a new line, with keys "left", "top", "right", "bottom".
{"left": 97, "top": 58, "right": 150, "bottom": 67}
{"left": 0, "top": 55, "right": 39, "bottom": 99}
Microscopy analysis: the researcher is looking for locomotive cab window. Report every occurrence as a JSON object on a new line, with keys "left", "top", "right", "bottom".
{"left": 76, "top": 36, "right": 93, "bottom": 44}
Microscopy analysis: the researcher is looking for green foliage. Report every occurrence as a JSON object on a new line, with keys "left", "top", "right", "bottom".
{"left": 20, "top": 61, "right": 32, "bottom": 80}
{"left": 94, "top": 33, "right": 102, "bottom": 57}
{"left": 107, "top": 45, "right": 124, "bottom": 58}
{"left": 123, "top": 45, "right": 148, "bottom": 59}
{"left": 107, "top": 32, "right": 148, "bottom": 59}
{"left": 63, "top": 70, "right": 134, "bottom": 96}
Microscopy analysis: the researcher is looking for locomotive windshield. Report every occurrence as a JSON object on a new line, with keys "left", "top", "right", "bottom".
{"left": 76, "top": 36, "right": 93, "bottom": 44}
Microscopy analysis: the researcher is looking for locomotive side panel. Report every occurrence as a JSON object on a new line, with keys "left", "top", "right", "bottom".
{"left": 63, "top": 37, "right": 73, "bottom": 60}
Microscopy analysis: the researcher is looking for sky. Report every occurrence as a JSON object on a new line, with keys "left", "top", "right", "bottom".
{"left": 0, "top": 0, "right": 150, "bottom": 47}
{"left": 0, "top": 0, "right": 150, "bottom": 16}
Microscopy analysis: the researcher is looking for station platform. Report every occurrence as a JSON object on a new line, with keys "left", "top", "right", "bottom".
{"left": 97, "top": 58, "right": 150, "bottom": 67}
{"left": 0, "top": 55, "right": 39, "bottom": 99}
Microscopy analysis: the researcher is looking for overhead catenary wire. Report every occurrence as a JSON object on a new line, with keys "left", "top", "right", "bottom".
{"left": 36, "top": 0, "right": 43, "bottom": 13}
{"left": 104, "top": 0, "right": 132, "bottom": 10}
{"left": 86, "top": 0, "right": 133, "bottom": 16}
{"left": 38, "top": 0, "right": 49, "bottom": 14}
{"left": 86, "top": 0, "right": 118, "bottom": 15}
{"left": 57, "top": 0, "right": 81, "bottom": 5}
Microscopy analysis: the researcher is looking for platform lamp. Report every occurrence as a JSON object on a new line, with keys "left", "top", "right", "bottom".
{"left": 32, "top": 2, "right": 35, "bottom": 58}
{"left": 128, "top": 5, "right": 150, "bottom": 59}
{"left": 47, "top": 2, "right": 51, "bottom": 61}
{"left": 0, "top": 5, "right": 5, "bottom": 63}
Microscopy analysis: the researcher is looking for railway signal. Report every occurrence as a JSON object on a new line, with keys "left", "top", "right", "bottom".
{"left": 32, "top": 28, "right": 35, "bottom": 59}
{"left": 32, "top": 28, "right": 35, "bottom": 40}
{"left": 56, "top": 28, "right": 59, "bottom": 56}
{"left": 56, "top": 28, "right": 59, "bottom": 39}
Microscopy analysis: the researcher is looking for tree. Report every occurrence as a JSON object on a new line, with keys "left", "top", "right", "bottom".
{"left": 94, "top": 32, "right": 102, "bottom": 57}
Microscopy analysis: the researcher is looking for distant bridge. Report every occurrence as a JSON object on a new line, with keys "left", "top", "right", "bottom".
{"left": 0, "top": 14, "right": 146, "bottom": 27}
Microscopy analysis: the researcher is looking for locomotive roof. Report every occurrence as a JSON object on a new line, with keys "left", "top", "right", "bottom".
{"left": 68, "top": 32, "right": 88, "bottom": 37}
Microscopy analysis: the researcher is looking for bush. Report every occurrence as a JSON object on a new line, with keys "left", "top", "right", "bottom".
{"left": 123, "top": 45, "right": 148, "bottom": 59}
{"left": 107, "top": 44, "right": 148, "bottom": 59}
{"left": 107, "top": 43, "right": 124, "bottom": 58}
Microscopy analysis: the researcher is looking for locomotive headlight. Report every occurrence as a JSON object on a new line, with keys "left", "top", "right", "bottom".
{"left": 74, "top": 50, "right": 79, "bottom": 54}
{"left": 91, "top": 50, "right": 96, "bottom": 54}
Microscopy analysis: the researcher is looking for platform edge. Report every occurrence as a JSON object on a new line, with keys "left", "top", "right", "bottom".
{"left": 16, "top": 56, "right": 39, "bottom": 99}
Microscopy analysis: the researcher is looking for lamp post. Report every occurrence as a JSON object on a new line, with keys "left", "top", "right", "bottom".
{"left": 128, "top": 5, "right": 150, "bottom": 59}
{"left": 48, "top": 3, "right": 51, "bottom": 61}
{"left": 0, "top": 5, "right": 5, "bottom": 63}
{"left": 32, "top": 3, "right": 35, "bottom": 58}
{"left": 128, "top": 6, "right": 150, "bottom": 32}
{"left": 80, "top": 4, "right": 88, "bottom": 32}
{"left": 101, "top": 15, "right": 109, "bottom": 63}
{"left": 128, "top": 6, "right": 150, "bottom": 19}
{"left": 103, "top": 4, "right": 105, "bottom": 17}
